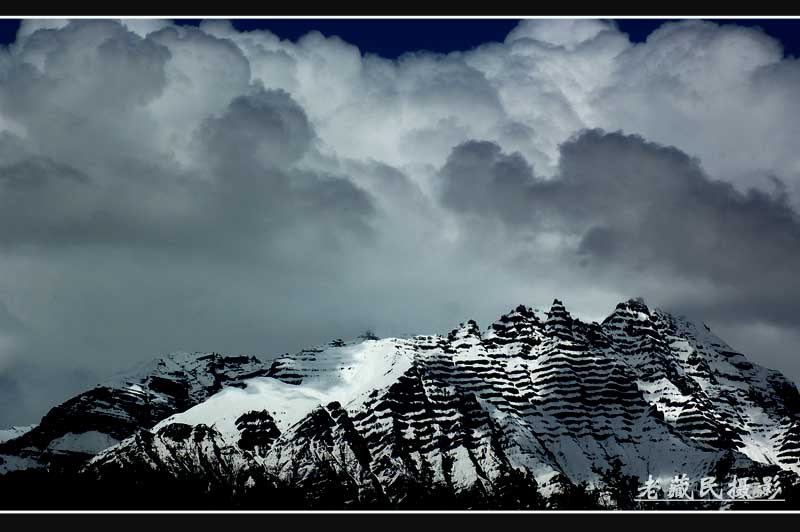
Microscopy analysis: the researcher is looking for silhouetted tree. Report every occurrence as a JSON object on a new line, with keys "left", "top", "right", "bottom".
{"left": 359, "top": 329, "right": 379, "bottom": 341}
{"left": 548, "top": 479, "right": 602, "bottom": 509}
{"left": 592, "top": 457, "right": 641, "bottom": 509}
{"left": 495, "top": 467, "right": 546, "bottom": 509}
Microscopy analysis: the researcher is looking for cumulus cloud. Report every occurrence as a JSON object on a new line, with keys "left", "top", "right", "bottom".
{"left": 439, "top": 130, "right": 800, "bottom": 330}
{"left": 1, "top": 18, "right": 800, "bottom": 425}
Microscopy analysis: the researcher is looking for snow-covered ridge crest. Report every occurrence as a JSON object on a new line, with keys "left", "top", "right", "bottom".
{"left": 4, "top": 298, "right": 800, "bottom": 508}
{"left": 0, "top": 425, "right": 36, "bottom": 444}
{"left": 0, "top": 350, "right": 273, "bottom": 474}
{"left": 151, "top": 337, "right": 417, "bottom": 438}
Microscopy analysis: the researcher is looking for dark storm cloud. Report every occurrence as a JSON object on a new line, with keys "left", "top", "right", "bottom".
{"left": 196, "top": 88, "right": 315, "bottom": 172}
{"left": 439, "top": 140, "right": 539, "bottom": 227}
{"left": 0, "top": 66, "right": 373, "bottom": 254}
{"left": 3, "top": 18, "right": 800, "bottom": 426}
{"left": 0, "top": 20, "right": 381, "bottom": 425}
{"left": 191, "top": 86, "right": 376, "bottom": 252}
{"left": 439, "top": 129, "right": 800, "bottom": 330}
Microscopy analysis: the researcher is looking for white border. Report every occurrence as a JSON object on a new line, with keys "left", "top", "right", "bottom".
{"left": 0, "top": 15, "right": 797, "bottom": 19}
{"left": 0, "top": 509, "right": 798, "bottom": 513}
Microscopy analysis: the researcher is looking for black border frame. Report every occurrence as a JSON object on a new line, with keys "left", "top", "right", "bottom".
{"left": 1, "top": 5, "right": 800, "bottom": 524}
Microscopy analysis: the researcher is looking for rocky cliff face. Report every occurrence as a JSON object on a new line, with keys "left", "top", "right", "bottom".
{"left": 2, "top": 299, "right": 800, "bottom": 509}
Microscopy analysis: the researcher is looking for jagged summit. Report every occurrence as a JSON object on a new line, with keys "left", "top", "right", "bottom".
{"left": 448, "top": 319, "right": 482, "bottom": 343}
{"left": 2, "top": 298, "right": 799, "bottom": 509}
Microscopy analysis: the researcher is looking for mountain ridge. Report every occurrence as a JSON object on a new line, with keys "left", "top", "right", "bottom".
{"left": 2, "top": 298, "right": 799, "bottom": 509}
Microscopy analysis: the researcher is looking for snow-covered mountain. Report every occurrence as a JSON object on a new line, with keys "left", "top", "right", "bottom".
{"left": 2, "top": 299, "right": 799, "bottom": 509}
{"left": 0, "top": 425, "right": 36, "bottom": 445}
{"left": 0, "top": 352, "right": 271, "bottom": 474}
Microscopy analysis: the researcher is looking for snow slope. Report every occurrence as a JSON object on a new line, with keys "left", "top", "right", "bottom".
{"left": 0, "top": 425, "right": 36, "bottom": 444}
{"left": 154, "top": 338, "right": 416, "bottom": 438}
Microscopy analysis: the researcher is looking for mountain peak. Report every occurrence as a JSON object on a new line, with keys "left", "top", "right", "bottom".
{"left": 491, "top": 304, "right": 542, "bottom": 326}
{"left": 614, "top": 297, "right": 652, "bottom": 314}
{"left": 602, "top": 297, "right": 656, "bottom": 326}
{"left": 547, "top": 298, "right": 569, "bottom": 316}
{"left": 448, "top": 319, "right": 482, "bottom": 342}
{"left": 4, "top": 298, "right": 800, "bottom": 509}
{"left": 545, "top": 299, "right": 574, "bottom": 340}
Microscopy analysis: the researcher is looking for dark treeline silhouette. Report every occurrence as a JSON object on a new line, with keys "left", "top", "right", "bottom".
{"left": 2, "top": 464, "right": 799, "bottom": 510}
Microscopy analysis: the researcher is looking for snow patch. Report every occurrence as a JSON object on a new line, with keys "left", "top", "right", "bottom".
{"left": 46, "top": 431, "right": 120, "bottom": 454}
{"left": 155, "top": 377, "right": 329, "bottom": 435}
{"left": 0, "top": 424, "right": 36, "bottom": 444}
{"left": 154, "top": 338, "right": 416, "bottom": 439}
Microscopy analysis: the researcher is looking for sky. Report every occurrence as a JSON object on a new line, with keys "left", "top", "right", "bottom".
{"left": 1, "top": 17, "right": 800, "bottom": 426}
